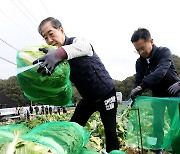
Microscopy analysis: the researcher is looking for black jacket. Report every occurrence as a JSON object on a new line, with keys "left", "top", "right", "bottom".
{"left": 64, "top": 37, "right": 115, "bottom": 102}
{"left": 134, "top": 45, "right": 179, "bottom": 97}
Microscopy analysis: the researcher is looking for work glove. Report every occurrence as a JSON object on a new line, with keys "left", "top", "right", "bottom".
{"left": 39, "top": 48, "right": 48, "bottom": 54}
{"left": 168, "top": 81, "right": 180, "bottom": 95}
{"left": 33, "top": 48, "right": 63, "bottom": 76}
{"left": 130, "top": 86, "right": 142, "bottom": 100}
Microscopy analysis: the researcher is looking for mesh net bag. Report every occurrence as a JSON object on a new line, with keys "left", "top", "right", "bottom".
{"left": 171, "top": 129, "right": 180, "bottom": 153}
{"left": 16, "top": 45, "right": 72, "bottom": 106}
{"left": 0, "top": 124, "right": 30, "bottom": 146}
{"left": 126, "top": 96, "right": 180, "bottom": 151}
{"left": 80, "top": 148, "right": 99, "bottom": 154}
{"left": 21, "top": 121, "right": 90, "bottom": 154}
{"left": 0, "top": 122, "right": 98, "bottom": 154}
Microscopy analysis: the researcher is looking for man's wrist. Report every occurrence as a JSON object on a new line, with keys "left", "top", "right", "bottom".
{"left": 139, "top": 82, "right": 147, "bottom": 90}
{"left": 56, "top": 48, "right": 67, "bottom": 59}
{"left": 136, "top": 86, "right": 142, "bottom": 90}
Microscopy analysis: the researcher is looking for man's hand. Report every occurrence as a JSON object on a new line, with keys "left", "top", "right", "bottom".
{"left": 130, "top": 86, "right": 142, "bottom": 100}
{"left": 33, "top": 48, "right": 63, "bottom": 76}
{"left": 168, "top": 81, "right": 180, "bottom": 95}
{"left": 39, "top": 48, "right": 48, "bottom": 54}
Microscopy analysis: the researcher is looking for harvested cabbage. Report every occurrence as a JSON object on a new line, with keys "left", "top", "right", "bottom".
{"left": 16, "top": 45, "right": 72, "bottom": 106}
{"left": 21, "top": 122, "right": 90, "bottom": 154}
{"left": 0, "top": 122, "right": 97, "bottom": 154}
{"left": 0, "top": 124, "right": 29, "bottom": 146}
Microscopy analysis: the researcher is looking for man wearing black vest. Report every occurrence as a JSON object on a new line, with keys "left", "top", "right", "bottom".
{"left": 33, "top": 17, "right": 119, "bottom": 153}
{"left": 130, "top": 28, "right": 180, "bottom": 154}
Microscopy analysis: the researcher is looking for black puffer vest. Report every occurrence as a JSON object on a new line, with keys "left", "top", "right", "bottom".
{"left": 64, "top": 37, "right": 115, "bottom": 102}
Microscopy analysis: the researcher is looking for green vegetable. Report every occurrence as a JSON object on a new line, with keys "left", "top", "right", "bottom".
{"left": 16, "top": 45, "right": 72, "bottom": 106}
{"left": 0, "top": 124, "right": 29, "bottom": 146}
{"left": 0, "top": 124, "right": 30, "bottom": 154}
{"left": 21, "top": 122, "right": 90, "bottom": 154}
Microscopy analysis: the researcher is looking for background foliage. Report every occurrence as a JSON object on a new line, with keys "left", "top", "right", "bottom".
{"left": 0, "top": 54, "right": 179, "bottom": 106}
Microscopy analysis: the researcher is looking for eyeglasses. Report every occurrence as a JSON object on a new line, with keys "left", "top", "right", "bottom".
{"left": 134, "top": 46, "right": 146, "bottom": 54}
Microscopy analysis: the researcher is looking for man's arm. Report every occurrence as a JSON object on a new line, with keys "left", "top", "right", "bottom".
{"left": 62, "top": 38, "right": 93, "bottom": 60}
{"left": 33, "top": 38, "right": 93, "bottom": 75}
{"left": 130, "top": 59, "right": 144, "bottom": 100}
{"left": 141, "top": 48, "right": 172, "bottom": 89}
{"left": 134, "top": 59, "right": 144, "bottom": 88}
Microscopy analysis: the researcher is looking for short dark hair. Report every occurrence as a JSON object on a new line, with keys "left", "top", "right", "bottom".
{"left": 38, "top": 17, "right": 62, "bottom": 35}
{"left": 131, "top": 28, "right": 151, "bottom": 43}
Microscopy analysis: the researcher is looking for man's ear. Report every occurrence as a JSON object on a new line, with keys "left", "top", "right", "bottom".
{"left": 59, "top": 27, "right": 65, "bottom": 34}
{"left": 150, "top": 38, "right": 154, "bottom": 45}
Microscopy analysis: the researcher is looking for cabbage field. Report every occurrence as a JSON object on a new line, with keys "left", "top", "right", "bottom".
{"left": 0, "top": 106, "right": 157, "bottom": 154}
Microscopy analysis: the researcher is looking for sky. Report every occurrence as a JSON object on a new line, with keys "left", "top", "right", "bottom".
{"left": 0, "top": 0, "right": 180, "bottom": 81}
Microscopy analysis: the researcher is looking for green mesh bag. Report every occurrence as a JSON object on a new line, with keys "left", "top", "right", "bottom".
{"left": 21, "top": 121, "right": 90, "bottom": 154}
{"left": 16, "top": 45, "right": 72, "bottom": 106}
{"left": 0, "top": 124, "right": 56, "bottom": 154}
{"left": 171, "top": 129, "right": 180, "bottom": 154}
{"left": 0, "top": 124, "right": 30, "bottom": 146}
{"left": 80, "top": 148, "right": 99, "bottom": 154}
{"left": 109, "top": 150, "right": 126, "bottom": 154}
{"left": 126, "top": 96, "right": 180, "bottom": 151}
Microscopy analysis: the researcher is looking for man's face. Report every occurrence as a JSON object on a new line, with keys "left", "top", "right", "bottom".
{"left": 133, "top": 38, "right": 153, "bottom": 58}
{"left": 41, "top": 21, "right": 65, "bottom": 47}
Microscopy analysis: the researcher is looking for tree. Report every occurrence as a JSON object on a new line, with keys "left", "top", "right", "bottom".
{"left": 72, "top": 85, "right": 81, "bottom": 104}
{"left": 0, "top": 54, "right": 179, "bottom": 105}
{"left": 0, "top": 76, "right": 30, "bottom": 106}
{"left": 172, "top": 54, "right": 180, "bottom": 77}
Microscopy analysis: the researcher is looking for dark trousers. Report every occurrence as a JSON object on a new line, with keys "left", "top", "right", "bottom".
{"left": 70, "top": 89, "right": 119, "bottom": 152}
